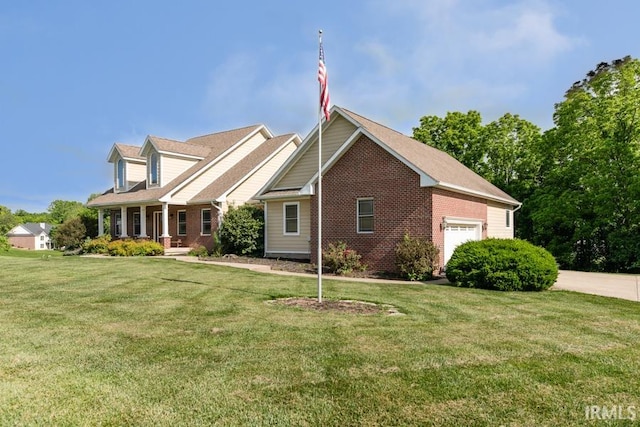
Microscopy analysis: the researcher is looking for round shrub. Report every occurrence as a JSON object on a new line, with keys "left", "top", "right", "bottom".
{"left": 446, "top": 238, "right": 558, "bottom": 291}
{"left": 395, "top": 233, "right": 440, "bottom": 280}
{"left": 218, "top": 204, "right": 264, "bottom": 256}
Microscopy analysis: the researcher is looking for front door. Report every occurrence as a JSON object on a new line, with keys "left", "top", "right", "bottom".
{"left": 153, "top": 211, "right": 163, "bottom": 242}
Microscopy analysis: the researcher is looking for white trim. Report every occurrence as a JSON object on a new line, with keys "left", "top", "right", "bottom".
{"left": 436, "top": 181, "right": 520, "bottom": 207}
{"left": 506, "top": 209, "right": 512, "bottom": 229}
{"left": 356, "top": 198, "right": 374, "bottom": 234}
{"left": 163, "top": 125, "right": 273, "bottom": 200}
{"left": 283, "top": 202, "right": 300, "bottom": 236}
{"left": 201, "top": 208, "right": 212, "bottom": 236}
{"left": 263, "top": 201, "right": 268, "bottom": 256}
{"left": 266, "top": 250, "right": 311, "bottom": 255}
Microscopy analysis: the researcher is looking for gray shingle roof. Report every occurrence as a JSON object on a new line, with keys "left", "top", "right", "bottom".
{"left": 7, "top": 222, "right": 52, "bottom": 236}
{"left": 339, "top": 107, "right": 519, "bottom": 204}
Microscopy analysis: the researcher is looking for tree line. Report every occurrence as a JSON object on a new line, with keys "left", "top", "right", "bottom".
{"left": 0, "top": 196, "right": 104, "bottom": 249}
{"left": 413, "top": 56, "right": 640, "bottom": 273}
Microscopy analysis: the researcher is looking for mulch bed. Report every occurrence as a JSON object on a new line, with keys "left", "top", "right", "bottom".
{"left": 269, "top": 297, "right": 404, "bottom": 316}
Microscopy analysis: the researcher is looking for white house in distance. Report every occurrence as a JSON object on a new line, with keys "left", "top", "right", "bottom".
{"left": 7, "top": 223, "right": 54, "bottom": 250}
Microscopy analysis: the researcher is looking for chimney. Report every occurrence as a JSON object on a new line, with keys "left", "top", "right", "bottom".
{"left": 40, "top": 222, "right": 46, "bottom": 230}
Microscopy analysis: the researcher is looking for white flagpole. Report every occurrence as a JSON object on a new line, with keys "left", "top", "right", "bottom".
{"left": 317, "top": 29, "right": 323, "bottom": 303}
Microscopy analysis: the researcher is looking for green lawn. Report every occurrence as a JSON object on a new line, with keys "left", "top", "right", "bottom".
{"left": 0, "top": 248, "right": 62, "bottom": 258}
{"left": 1, "top": 256, "right": 639, "bottom": 426}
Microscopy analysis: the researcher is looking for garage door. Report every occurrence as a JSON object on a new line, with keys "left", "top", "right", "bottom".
{"left": 444, "top": 224, "right": 480, "bottom": 266}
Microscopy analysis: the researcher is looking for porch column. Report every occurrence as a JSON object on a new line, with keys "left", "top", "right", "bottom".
{"left": 97, "top": 209, "right": 104, "bottom": 236}
{"left": 161, "top": 202, "right": 171, "bottom": 249}
{"left": 139, "top": 206, "right": 148, "bottom": 238}
{"left": 120, "top": 206, "right": 129, "bottom": 238}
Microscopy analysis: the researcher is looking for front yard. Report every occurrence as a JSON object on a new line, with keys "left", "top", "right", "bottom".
{"left": 0, "top": 255, "right": 639, "bottom": 426}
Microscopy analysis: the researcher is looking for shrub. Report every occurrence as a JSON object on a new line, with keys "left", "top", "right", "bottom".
{"left": 395, "top": 233, "right": 439, "bottom": 280}
{"left": 0, "top": 235, "right": 9, "bottom": 251}
{"left": 210, "top": 231, "right": 223, "bottom": 257}
{"left": 446, "top": 238, "right": 558, "bottom": 292}
{"left": 323, "top": 241, "right": 366, "bottom": 275}
{"left": 51, "top": 217, "right": 86, "bottom": 249}
{"left": 106, "top": 239, "right": 164, "bottom": 256}
{"left": 188, "top": 245, "right": 209, "bottom": 257}
{"left": 82, "top": 235, "right": 111, "bottom": 254}
{"left": 218, "top": 204, "right": 264, "bottom": 256}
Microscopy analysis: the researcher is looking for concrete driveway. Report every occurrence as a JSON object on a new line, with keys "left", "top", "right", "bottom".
{"left": 552, "top": 270, "right": 640, "bottom": 302}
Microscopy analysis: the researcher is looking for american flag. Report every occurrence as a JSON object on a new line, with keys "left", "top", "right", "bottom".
{"left": 318, "top": 41, "right": 330, "bottom": 121}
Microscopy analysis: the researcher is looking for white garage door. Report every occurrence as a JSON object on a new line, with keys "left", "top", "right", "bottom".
{"left": 444, "top": 224, "right": 480, "bottom": 266}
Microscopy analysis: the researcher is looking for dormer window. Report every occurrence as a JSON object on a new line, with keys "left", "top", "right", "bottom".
{"left": 117, "top": 159, "right": 125, "bottom": 189}
{"left": 150, "top": 153, "right": 158, "bottom": 185}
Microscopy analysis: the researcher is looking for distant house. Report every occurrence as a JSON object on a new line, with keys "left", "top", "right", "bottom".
{"left": 7, "top": 223, "right": 54, "bottom": 250}
{"left": 88, "top": 125, "right": 300, "bottom": 250}
{"left": 255, "top": 106, "right": 520, "bottom": 271}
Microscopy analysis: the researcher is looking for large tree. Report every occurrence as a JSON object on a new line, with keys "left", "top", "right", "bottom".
{"left": 530, "top": 56, "right": 640, "bottom": 271}
{"left": 48, "top": 200, "right": 84, "bottom": 225}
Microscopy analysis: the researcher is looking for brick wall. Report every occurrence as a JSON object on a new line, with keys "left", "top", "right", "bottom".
{"left": 311, "top": 135, "right": 433, "bottom": 272}
{"left": 8, "top": 236, "right": 35, "bottom": 250}
{"left": 310, "top": 135, "right": 489, "bottom": 272}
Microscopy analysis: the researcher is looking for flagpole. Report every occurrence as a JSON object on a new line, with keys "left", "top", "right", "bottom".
{"left": 317, "top": 29, "right": 323, "bottom": 303}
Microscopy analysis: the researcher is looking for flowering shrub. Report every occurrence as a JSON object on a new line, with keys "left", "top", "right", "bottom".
{"left": 97, "top": 238, "right": 165, "bottom": 256}
{"left": 188, "top": 245, "right": 209, "bottom": 257}
{"left": 82, "top": 235, "right": 111, "bottom": 255}
{"left": 323, "top": 241, "right": 366, "bottom": 275}
{"left": 395, "top": 233, "right": 439, "bottom": 281}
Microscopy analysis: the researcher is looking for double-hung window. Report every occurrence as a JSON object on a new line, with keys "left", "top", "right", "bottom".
{"left": 201, "top": 209, "right": 212, "bottom": 236}
{"left": 114, "top": 212, "right": 122, "bottom": 236}
{"left": 283, "top": 202, "right": 299, "bottom": 235}
{"left": 357, "top": 198, "right": 374, "bottom": 233}
{"left": 117, "top": 159, "right": 125, "bottom": 189}
{"left": 177, "top": 210, "right": 187, "bottom": 236}
{"left": 150, "top": 153, "right": 159, "bottom": 185}
{"left": 133, "top": 212, "right": 141, "bottom": 236}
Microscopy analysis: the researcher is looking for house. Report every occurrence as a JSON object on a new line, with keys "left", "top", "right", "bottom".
{"left": 87, "top": 125, "right": 300, "bottom": 250}
{"left": 255, "top": 106, "right": 520, "bottom": 271}
{"left": 7, "top": 223, "right": 54, "bottom": 250}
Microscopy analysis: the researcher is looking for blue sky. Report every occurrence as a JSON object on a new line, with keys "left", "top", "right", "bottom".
{"left": 2, "top": 0, "right": 638, "bottom": 212}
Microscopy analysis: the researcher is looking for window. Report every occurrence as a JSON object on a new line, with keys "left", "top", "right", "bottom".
{"left": 40, "top": 243, "right": 44, "bottom": 249}
{"left": 114, "top": 212, "right": 122, "bottom": 236}
{"left": 506, "top": 209, "right": 511, "bottom": 228}
{"left": 40, "top": 235, "right": 44, "bottom": 241}
{"left": 357, "top": 198, "right": 374, "bottom": 233}
{"left": 133, "top": 212, "right": 141, "bottom": 236}
{"left": 283, "top": 203, "right": 299, "bottom": 235}
{"left": 150, "top": 153, "right": 158, "bottom": 185}
{"left": 117, "top": 159, "right": 125, "bottom": 189}
{"left": 177, "top": 210, "right": 187, "bottom": 236}
{"left": 201, "top": 209, "right": 211, "bottom": 235}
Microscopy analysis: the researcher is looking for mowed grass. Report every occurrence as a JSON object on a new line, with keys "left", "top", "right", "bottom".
{"left": 0, "top": 256, "right": 639, "bottom": 426}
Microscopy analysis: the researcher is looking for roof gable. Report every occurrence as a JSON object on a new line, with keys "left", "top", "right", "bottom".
{"left": 257, "top": 106, "right": 519, "bottom": 205}
{"left": 8, "top": 223, "right": 52, "bottom": 236}
{"left": 107, "top": 143, "right": 145, "bottom": 163}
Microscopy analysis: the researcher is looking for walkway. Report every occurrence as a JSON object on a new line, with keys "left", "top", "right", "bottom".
{"left": 168, "top": 257, "right": 640, "bottom": 302}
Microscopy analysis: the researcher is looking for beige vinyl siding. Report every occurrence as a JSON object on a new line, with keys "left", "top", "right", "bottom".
{"left": 161, "top": 155, "right": 199, "bottom": 186}
{"left": 265, "top": 199, "right": 311, "bottom": 254}
{"left": 275, "top": 116, "right": 356, "bottom": 189}
{"left": 226, "top": 142, "right": 298, "bottom": 206}
{"left": 486, "top": 202, "right": 514, "bottom": 238}
{"left": 127, "top": 161, "right": 146, "bottom": 183}
{"left": 171, "top": 133, "right": 268, "bottom": 203}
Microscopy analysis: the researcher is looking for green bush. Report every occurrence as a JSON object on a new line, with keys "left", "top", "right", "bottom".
{"left": 0, "top": 235, "right": 9, "bottom": 251}
{"left": 51, "top": 217, "right": 86, "bottom": 249}
{"left": 82, "top": 235, "right": 112, "bottom": 254}
{"left": 106, "top": 239, "right": 164, "bottom": 256}
{"left": 446, "top": 238, "right": 558, "bottom": 292}
{"left": 323, "top": 241, "right": 366, "bottom": 275}
{"left": 395, "top": 233, "right": 440, "bottom": 280}
{"left": 218, "top": 204, "right": 264, "bottom": 256}
{"left": 188, "top": 245, "right": 209, "bottom": 257}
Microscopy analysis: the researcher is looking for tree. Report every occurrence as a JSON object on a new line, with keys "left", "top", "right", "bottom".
{"left": 51, "top": 217, "right": 86, "bottom": 249}
{"left": 48, "top": 200, "right": 84, "bottom": 225}
{"left": 0, "top": 205, "right": 18, "bottom": 235}
{"left": 413, "top": 111, "right": 486, "bottom": 173}
{"left": 530, "top": 56, "right": 640, "bottom": 271}
{"left": 13, "top": 209, "right": 50, "bottom": 224}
